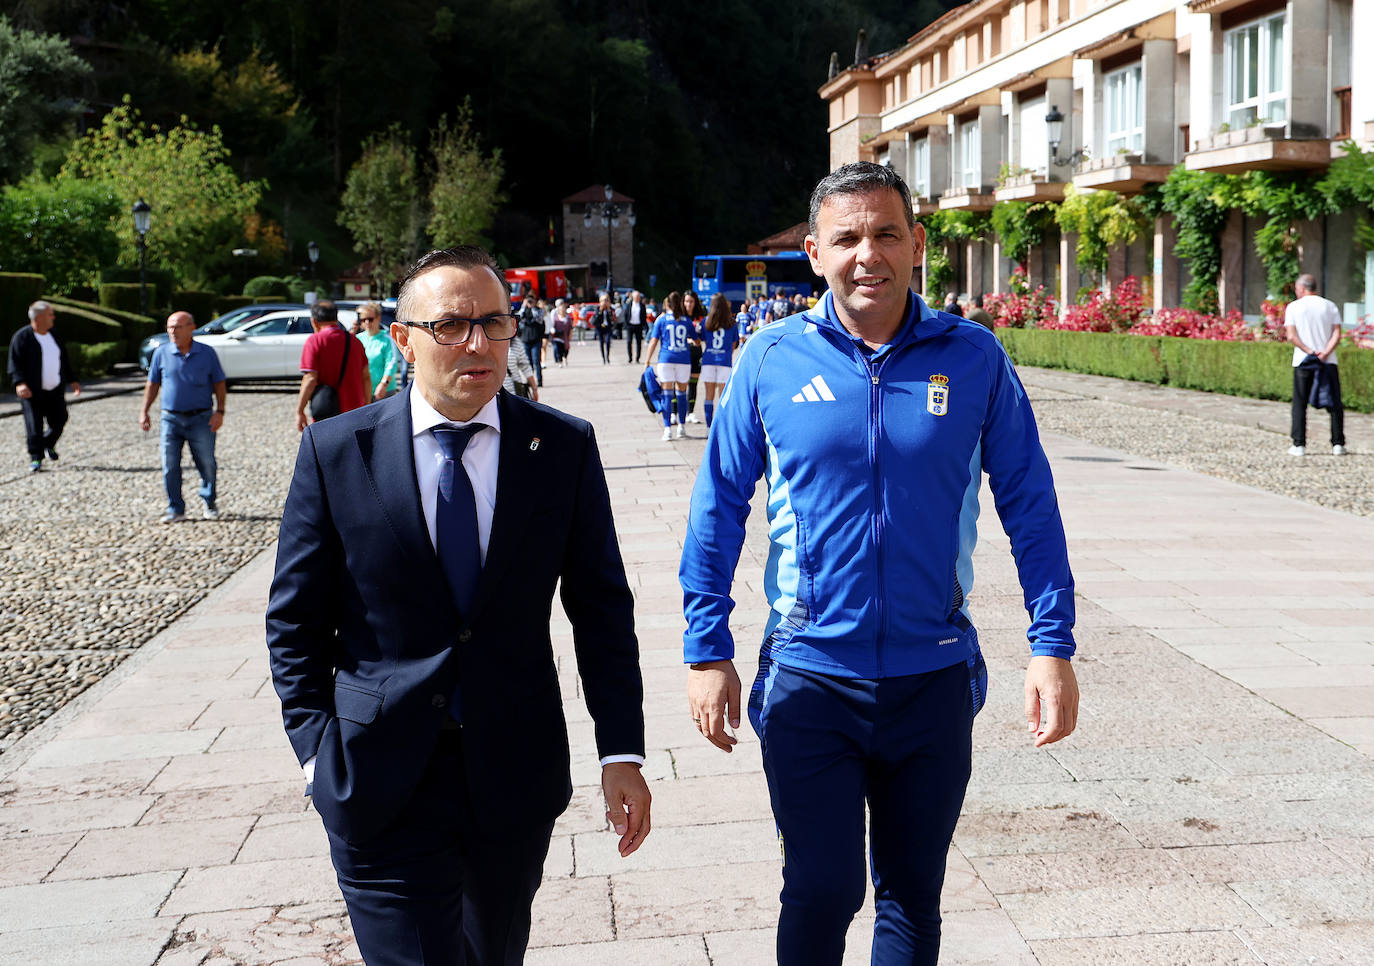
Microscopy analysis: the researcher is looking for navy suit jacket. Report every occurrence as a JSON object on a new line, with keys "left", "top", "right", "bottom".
{"left": 266, "top": 387, "right": 644, "bottom": 845}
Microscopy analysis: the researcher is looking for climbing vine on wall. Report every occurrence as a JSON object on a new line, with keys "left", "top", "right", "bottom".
{"left": 990, "top": 200, "right": 1056, "bottom": 270}
{"left": 1055, "top": 184, "right": 1149, "bottom": 289}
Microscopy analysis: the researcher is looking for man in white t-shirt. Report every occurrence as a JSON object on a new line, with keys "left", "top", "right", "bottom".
{"left": 7, "top": 301, "right": 82, "bottom": 473}
{"left": 1283, "top": 274, "right": 1346, "bottom": 457}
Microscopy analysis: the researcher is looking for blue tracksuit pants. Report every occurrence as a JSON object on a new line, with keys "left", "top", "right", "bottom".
{"left": 749, "top": 654, "right": 984, "bottom": 965}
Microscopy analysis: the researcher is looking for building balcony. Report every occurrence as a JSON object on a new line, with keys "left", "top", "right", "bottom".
{"left": 1185, "top": 125, "right": 1331, "bottom": 174}
{"left": 1072, "top": 154, "right": 1174, "bottom": 194}
{"left": 913, "top": 196, "right": 942, "bottom": 216}
{"left": 993, "top": 171, "right": 1067, "bottom": 203}
{"left": 938, "top": 185, "right": 996, "bottom": 211}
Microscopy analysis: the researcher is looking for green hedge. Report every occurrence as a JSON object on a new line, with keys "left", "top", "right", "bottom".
{"left": 68, "top": 341, "right": 124, "bottom": 380}
{"left": 997, "top": 328, "right": 1374, "bottom": 412}
{"left": 1, "top": 272, "right": 47, "bottom": 341}
{"left": 99, "top": 282, "right": 159, "bottom": 316}
{"left": 174, "top": 290, "right": 218, "bottom": 326}
{"left": 47, "top": 294, "right": 158, "bottom": 361}
{"left": 44, "top": 303, "right": 125, "bottom": 346}
{"left": 244, "top": 275, "right": 290, "bottom": 299}
{"left": 215, "top": 294, "right": 255, "bottom": 314}
{"left": 100, "top": 266, "right": 177, "bottom": 301}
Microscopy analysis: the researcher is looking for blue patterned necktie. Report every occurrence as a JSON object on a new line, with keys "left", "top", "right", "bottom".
{"left": 433, "top": 425, "right": 484, "bottom": 619}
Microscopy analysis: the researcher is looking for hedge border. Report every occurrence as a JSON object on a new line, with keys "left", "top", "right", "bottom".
{"left": 995, "top": 328, "right": 1374, "bottom": 413}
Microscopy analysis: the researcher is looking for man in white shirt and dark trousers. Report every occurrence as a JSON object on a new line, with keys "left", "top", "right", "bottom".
{"left": 7, "top": 301, "right": 81, "bottom": 473}
{"left": 1284, "top": 274, "right": 1346, "bottom": 457}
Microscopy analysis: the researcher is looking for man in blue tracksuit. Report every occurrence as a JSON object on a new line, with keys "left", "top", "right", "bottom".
{"left": 681, "top": 162, "right": 1078, "bottom": 965}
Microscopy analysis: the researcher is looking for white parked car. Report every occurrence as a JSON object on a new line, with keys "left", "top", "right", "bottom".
{"left": 195, "top": 308, "right": 357, "bottom": 382}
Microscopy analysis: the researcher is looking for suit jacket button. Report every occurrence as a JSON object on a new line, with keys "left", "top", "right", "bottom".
{"left": 431, "top": 694, "right": 447, "bottom": 708}
{"left": 457, "top": 629, "right": 472, "bottom": 643}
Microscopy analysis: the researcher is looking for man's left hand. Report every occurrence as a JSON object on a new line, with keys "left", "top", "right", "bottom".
{"left": 209, "top": 411, "right": 224, "bottom": 433}
{"left": 70, "top": 382, "right": 81, "bottom": 396}
{"left": 601, "top": 761, "right": 651, "bottom": 857}
{"left": 1024, "top": 655, "right": 1079, "bottom": 747}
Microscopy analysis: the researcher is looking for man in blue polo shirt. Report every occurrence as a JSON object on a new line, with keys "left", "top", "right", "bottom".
{"left": 137, "top": 311, "right": 227, "bottom": 523}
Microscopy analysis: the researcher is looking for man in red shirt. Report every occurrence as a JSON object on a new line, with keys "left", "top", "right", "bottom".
{"left": 296, "top": 299, "right": 370, "bottom": 431}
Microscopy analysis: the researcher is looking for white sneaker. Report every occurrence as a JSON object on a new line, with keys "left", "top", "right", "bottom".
{"left": 1287, "top": 445, "right": 1305, "bottom": 457}
{"left": 203, "top": 506, "right": 220, "bottom": 520}
{"left": 1333, "top": 444, "right": 1347, "bottom": 456}
{"left": 159, "top": 510, "right": 186, "bottom": 524}
{"left": 674, "top": 425, "right": 685, "bottom": 439}
{"left": 661, "top": 427, "right": 673, "bottom": 441}
{"left": 686, "top": 413, "right": 701, "bottom": 423}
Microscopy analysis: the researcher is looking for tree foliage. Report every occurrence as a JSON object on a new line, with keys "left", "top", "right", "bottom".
{"left": 1057, "top": 185, "right": 1149, "bottom": 289}
{"left": 57, "top": 98, "right": 266, "bottom": 287}
{"left": 0, "top": 177, "right": 121, "bottom": 293}
{"left": 990, "top": 201, "right": 1055, "bottom": 269}
{"left": 427, "top": 102, "right": 507, "bottom": 250}
{"left": 338, "top": 125, "right": 422, "bottom": 289}
{"left": 0, "top": 15, "right": 91, "bottom": 184}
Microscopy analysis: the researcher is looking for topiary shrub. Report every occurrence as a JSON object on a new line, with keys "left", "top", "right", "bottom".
{"left": 100, "top": 266, "right": 177, "bottom": 301}
{"left": 244, "top": 275, "right": 290, "bottom": 299}
{"left": 1, "top": 271, "right": 47, "bottom": 340}
{"left": 68, "top": 341, "right": 124, "bottom": 379}
{"left": 174, "top": 290, "right": 218, "bottom": 326}
{"left": 215, "top": 294, "right": 255, "bottom": 314}
{"left": 99, "top": 282, "right": 158, "bottom": 315}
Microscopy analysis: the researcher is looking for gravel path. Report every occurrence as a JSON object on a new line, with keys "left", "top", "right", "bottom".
{"left": 0, "top": 385, "right": 303, "bottom": 753}
{"left": 0, "top": 369, "right": 1367, "bottom": 757}
{"left": 1021, "top": 376, "right": 1373, "bottom": 519}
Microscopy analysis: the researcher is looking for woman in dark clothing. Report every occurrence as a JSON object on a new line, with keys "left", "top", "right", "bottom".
{"left": 592, "top": 293, "right": 616, "bottom": 364}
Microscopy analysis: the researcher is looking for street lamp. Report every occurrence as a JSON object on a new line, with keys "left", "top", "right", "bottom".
{"left": 1044, "top": 105, "right": 1085, "bottom": 167}
{"left": 132, "top": 199, "right": 151, "bottom": 315}
{"left": 307, "top": 240, "right": 320, "bottom": 287}
{"left": 582, "top": 184, "right": 635, "bottom": 297}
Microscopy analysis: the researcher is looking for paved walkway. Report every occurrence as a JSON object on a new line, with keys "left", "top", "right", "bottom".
{"left": 1, "top": 352, "right": 1372, "bottom": 965}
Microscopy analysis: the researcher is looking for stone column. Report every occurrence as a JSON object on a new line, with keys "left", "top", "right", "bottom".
{"left": 1142, "top": 39, "right": 1176, "bottom": 163}
{"left": 991, "top": 237, "right": 1004, "bottom": 294}
{"left": 1153, "top": 214, "right": 1179, "bottom": 311}
{"left": 1059, "top": 231, "right": 1080, "bottom": 315}
{"left": 1289, "top": 0, "right": 1331, "bottom": 138}
{"left": 1046, "top": 76, "right": 1075, "bottom": 182}
{"left": 1218, "top": 209, "right": 1244, "bottom": 315}
{"left": 966, "top": 240, "right": 985, "bottom": 297}
{"left": 977, "top": 104, "right": 1002, "bottom": 189}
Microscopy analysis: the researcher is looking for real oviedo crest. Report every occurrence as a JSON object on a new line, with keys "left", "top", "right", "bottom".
{"left": 927, "top": 373, "right": 950, "bottom": 416}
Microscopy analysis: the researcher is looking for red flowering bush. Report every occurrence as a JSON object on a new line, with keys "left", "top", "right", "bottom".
{"left": 1008, "top": 265, "right": 1030, "bottom": 295}
{"left": 1257, "top": 299, "right": 1288, "bottom": 342}
{"left": 1347, "top": 317, "right": 1374, "bottom": 349}
{"left": 1131, "top": 307, "right": 1254, "bottom": 341}
{"left": 1046, "top": 276, "right": 1149, "bottom": 332}
{"left": 985, "top": 285, "right": 1058, "bottom": 328}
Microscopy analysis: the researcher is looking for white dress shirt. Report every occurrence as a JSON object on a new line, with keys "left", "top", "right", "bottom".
{"left": 305, "top": 389, "right": 641, "bottom": 783}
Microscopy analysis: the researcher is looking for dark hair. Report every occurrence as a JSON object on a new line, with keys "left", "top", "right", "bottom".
{"left": 704, "top": 293, "right": 732, "bottom": 331}
{"left": 808, "top": 161, "right": 916, "bottom": 236}
{"left": 397, "top": 246, "right": 507, "bottom": 320}
{"left": 682, "top": 290, "right": 704, "bottom": 320}
{"left": 663, "top": 291, "right": 685, "bottom": 316}
{"left": 311, "top": 299, "right": 338, "bottom": 323}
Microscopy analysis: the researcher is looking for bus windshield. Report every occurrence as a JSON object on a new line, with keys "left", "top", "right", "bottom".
{"left": 691, "top": 253, "right": 820, "bottom": 305}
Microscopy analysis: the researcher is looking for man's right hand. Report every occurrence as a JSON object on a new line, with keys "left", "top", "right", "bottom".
{"left": 295, "top": 410, "right": 309, "bottom": 432}
{"left": 15, "top": 383, "right": 31, "bottom": 400}
{"left": 687, "top": 659, "right": 742, "bottom": 753}
{"left": 138, "top": 411, "right": 151, "bottom": 432}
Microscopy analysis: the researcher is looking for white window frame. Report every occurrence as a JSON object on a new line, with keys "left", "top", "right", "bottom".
{"left": 1224, "top": 12, "right": 1288, "bottom": 129}
{"left": 961, "top": 120, "right": 981, "bottom": 188}
{"left": 1104, "top": 63, "right": 1144, "bottom": 155}
{"left": 912, "top": 137, "right": 931, "bottom": 198}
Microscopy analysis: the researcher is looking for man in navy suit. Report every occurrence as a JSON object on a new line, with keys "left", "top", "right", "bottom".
{"left": 267, "top": 246, "right": 651, "bottom": 966}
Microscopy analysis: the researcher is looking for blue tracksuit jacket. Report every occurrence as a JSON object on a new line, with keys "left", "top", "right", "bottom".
{"left": 680, "top": 290, "right": 1075, "bottom": 678}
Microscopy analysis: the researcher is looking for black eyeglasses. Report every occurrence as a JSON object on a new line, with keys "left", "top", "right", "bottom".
{"left": 399, "top": 314, "right": 519, "bottom": 345}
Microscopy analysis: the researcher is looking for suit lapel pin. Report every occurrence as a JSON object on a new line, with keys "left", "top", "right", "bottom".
{"left": 530, "top": 437, "right": 541, "bottom": 452}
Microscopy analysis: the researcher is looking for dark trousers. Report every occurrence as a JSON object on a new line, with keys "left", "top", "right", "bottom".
{"left": 326, "top": 730, "right": 555, "bottom": 966}
{"left": 597, "top": 330, "right": 613, "bottom": 363}
{"left": 1292, "top": 365, "right": 1344, "bottom": 446}
{"left": 522, "top": 341, "right": 543, "bottom": 387}
{"left": 20, "top": 387, "right": 68, "bottom": 460}
{"left": 750, "top": 658, "right": 979, "bottom": 966}
{"left": 625, "top": 325, "right": 644, "bottom": 362}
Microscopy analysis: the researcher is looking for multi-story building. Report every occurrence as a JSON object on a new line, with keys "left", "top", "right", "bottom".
{"left": 820, "top": 0, "right": 1371, "bottom": 317}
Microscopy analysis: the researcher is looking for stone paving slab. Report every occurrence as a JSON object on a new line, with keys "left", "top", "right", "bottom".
{"left": 2, "top": 357, "right": 1374, "bottom": 964}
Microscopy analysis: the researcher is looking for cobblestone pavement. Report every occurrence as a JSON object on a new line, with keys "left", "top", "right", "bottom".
{"left": 0, "top": 384, "right": 304, "bottom": 753}
{"left": 0, "top": 354, "right": 1371, "bottom": 964}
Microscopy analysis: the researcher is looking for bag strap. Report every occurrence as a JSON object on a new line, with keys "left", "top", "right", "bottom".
{"left": 336, "top": 327, "right": 353, "bottom": 387}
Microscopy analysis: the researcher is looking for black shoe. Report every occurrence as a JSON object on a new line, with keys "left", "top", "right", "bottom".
{"left": 28, "top": 460, "right": 42, "bottom": 473}
{"left": 45, "top": 447, "right": 58, "bottom": 461}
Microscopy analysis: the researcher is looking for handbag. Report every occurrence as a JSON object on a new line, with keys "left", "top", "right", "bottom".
{"left": 309, "top": 328, "right": 354, "bottom": 421}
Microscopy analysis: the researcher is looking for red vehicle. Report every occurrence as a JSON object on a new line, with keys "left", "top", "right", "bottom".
{"left": 505, "top": 264, "right": 591, "bottom": 305}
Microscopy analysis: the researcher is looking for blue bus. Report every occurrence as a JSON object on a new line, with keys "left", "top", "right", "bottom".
{"left": 692, "top": 252, "right": 821, "bottom": 306}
